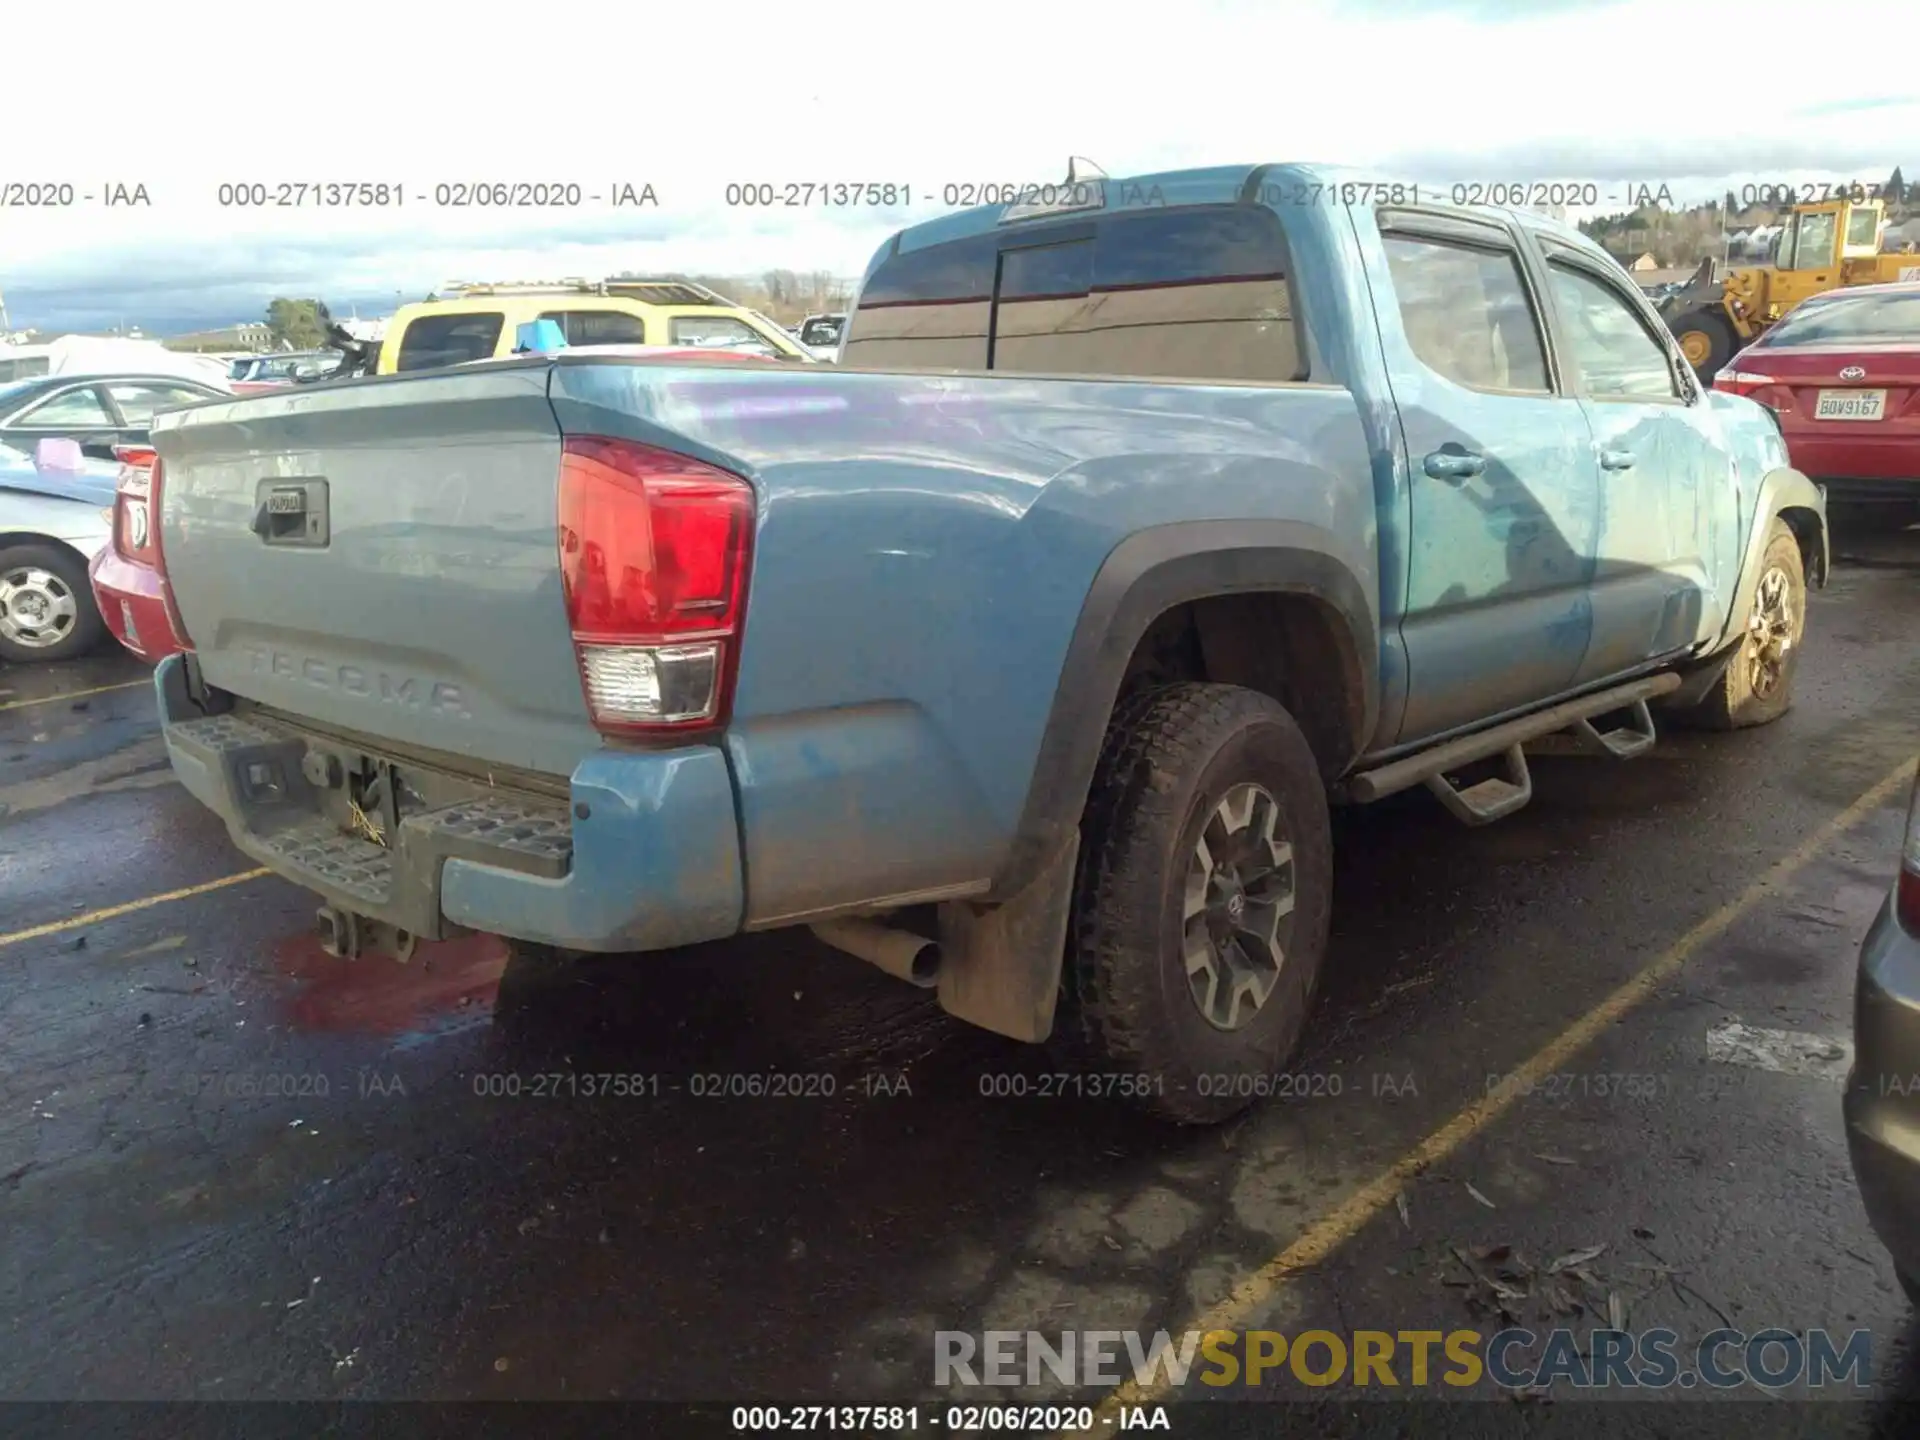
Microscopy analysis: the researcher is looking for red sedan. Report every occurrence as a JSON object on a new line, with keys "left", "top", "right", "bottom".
{"left": 88, "top": 445, "right": 187, "bottom": 661}
{"left": 1714, "top": 281, "right": 1920, "bottom": 520}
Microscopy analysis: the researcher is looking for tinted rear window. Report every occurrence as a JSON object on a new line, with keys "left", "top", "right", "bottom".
{"left": 1763, "top": 291, "right": 1920, "bottom": 346}
{"left": 395, "top": 312, "right": 506, "bottom": 371}
{"left": 843, "top": 204, "right": 1304, "bottom": 381}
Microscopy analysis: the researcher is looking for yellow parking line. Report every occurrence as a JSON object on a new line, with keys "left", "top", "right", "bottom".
{"left": 1076, "top": 752, "right": 1916, "bottom": 1426}
{"left": 0, "top": 869, "right": 273, "bottom": 951}
{"left": 0, "top": 679, "right": 150, "bottom": 713}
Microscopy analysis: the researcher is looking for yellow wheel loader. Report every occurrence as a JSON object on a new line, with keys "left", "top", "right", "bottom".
{"left": 1660, "top": 197, "right": 1920, "bottom": 382}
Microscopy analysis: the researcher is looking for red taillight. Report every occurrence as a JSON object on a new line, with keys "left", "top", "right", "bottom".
{"left": 112, "top": 443, "right": 157, "bottom": 468}
{"left": 1897, "top": 769, "right": 1920, "bottom": 936}
{"left": 1714, "top": 369, "right": 1785, "bottom": 406}
{"left": 147, "top": 457, "right": 196, "bottom": 649}
{"left": 557, "top": 436, "right": 754, "bottom": 734}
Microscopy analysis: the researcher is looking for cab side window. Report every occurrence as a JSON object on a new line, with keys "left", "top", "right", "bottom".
{"left": 1545, "top": 264, "right": 1679, "bottom": 400}
{"left": 1382, "top": 233, "right": 1551, "bottom": 393}
{"left": 539, "top": 311, "right": 648, "bottom": 346}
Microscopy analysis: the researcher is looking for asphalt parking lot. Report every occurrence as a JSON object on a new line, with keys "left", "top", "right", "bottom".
{"left": 3, "top": 518, "right": 1918, "bottom": 1433}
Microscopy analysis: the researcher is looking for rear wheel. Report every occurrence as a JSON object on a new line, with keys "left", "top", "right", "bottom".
{"left": 1900, "top": 1268, "right": 1920, "bottom": 1308}
{"left": 0, "top": 543, "right": 106, "bottom": 664}
{"left": 1667, "top": 307, "right": 1736, "bottom": 383}
{"left": 1668, "top": 519, "right": 1806, "bottom": 731}
{"left": 1060, "top": 682, "right": 1333, "bottom": 1125}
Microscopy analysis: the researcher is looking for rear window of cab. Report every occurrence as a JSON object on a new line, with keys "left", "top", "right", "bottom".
{"left": 395, "top": 312, "right": 507, "bottom": 371}
{"left": 841, "top": 202, "right": 1306, "bottom": 382}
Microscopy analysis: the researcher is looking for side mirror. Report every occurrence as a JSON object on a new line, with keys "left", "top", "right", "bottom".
{"left": 34, "top": 437, "right": 86, "bottom": 472}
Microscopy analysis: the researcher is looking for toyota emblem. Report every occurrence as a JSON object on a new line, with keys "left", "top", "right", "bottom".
{"left": 1839, "top": 365, "right": 1867, "bottom": 381}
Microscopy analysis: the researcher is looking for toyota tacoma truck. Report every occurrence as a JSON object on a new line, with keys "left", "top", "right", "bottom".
{"left": 147, "top": 163, "right": 1828, "bottom": 1123}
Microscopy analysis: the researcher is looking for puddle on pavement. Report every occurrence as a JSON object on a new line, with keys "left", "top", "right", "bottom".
{"left": 271, "top": 931, "right": 510, "bottom": 1037}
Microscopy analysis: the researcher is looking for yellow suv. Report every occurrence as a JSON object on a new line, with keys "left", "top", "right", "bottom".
{"left": 376, "top": 278, "right": 812, "bottom": 374}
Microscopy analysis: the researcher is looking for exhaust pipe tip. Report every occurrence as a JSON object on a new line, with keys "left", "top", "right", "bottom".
{"left": 810, "top": 918, "right": 942, "bottom": 990}
{"left": 904, "top": 941, "right": 941, "bottom": 988}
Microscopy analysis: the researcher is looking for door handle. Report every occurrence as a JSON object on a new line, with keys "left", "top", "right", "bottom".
{"left": 1422, "top": 450, "right": 1486, "bottom": 482}
{"left": 1599, "top": 448, "right": 1636, "bottom": 470}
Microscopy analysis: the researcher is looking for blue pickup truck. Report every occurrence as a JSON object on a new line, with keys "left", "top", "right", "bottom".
{"left": 147, "top": 163, "right": 1827, "bottom": 1123}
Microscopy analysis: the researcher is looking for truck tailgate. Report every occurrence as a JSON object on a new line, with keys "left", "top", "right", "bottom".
{"left": 152, "top": 367, "right": 599, "bottom": 777}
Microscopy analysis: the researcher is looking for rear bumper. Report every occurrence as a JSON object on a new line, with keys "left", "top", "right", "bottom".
{"left": 154, "top": 654, "right": 744, "bottom": 952}
{"left": 1843, "top": 898, "right": 1920, "bottom": 1283}
{"left": 1808, "top": 475, "right": 1920, "bottom": 504}
{"left": 1782, "top": 430, "right": 1920, "bottom": 490}
{"left": 88, "top": 547, "right": 179, "bottom": 662}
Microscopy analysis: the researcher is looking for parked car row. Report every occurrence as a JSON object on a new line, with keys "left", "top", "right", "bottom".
{"left": 0, "top": 372, "right": 231, "bottom": 460}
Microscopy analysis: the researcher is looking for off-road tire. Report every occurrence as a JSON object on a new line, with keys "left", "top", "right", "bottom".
{"left": 1667, "top": 519, "right": 1806, "bottom": 731}
{"left": 0, "top": 543, "right": 107, "bottom": 665}
{"left": 1059, "top": 682, "right": 1333, "bottom": 1125}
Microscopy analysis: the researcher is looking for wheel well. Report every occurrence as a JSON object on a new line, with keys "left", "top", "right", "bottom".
{"left": 1775, "top": 505, "right": 1827, "bottom": 586}
{"left": 1116, "top": 593, "right": 1365, "bottom": 779}
{"left": 0, "top": 532, "right": 90, "bottom": 564}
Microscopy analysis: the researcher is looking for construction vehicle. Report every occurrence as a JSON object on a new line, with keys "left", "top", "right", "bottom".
{"left": 1661, "top": 196, "right": 1920, "bottom": 382}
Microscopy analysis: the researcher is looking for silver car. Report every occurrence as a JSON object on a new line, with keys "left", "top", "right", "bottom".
{"left": 0, "top": 437, "right": 120, "bottom": 663}
{"left": 1846, "top": 763, "right": 1920, "bottom": 1304}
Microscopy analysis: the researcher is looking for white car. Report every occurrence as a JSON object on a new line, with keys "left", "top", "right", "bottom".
{"left": 795, "top": 313, "right": 846, "bottom": 360}
{"left": 0, "top": 437, "right": 119, "bottom": 663}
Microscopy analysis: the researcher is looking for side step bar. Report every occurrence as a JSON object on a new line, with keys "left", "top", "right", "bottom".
{"left": 1343, "top": 673, "right": 1682, "bottom": 824}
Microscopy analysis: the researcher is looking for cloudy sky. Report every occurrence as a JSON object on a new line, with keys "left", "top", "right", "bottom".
{"left": 3, "top": 0, "right": 1915, "bottom": 334}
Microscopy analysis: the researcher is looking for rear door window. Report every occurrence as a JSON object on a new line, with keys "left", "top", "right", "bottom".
{"left": 394, "top": 312, "right": 506, "bottom": 371}
{"left": 1380, "top": 233, "right": 1551, "bottom": 393}
{"left": 538, "top": 310, "right": 649, "bottom": 346}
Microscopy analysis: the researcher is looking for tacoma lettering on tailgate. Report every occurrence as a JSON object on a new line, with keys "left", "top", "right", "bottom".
{"left": 243, "top": 646, "right": 473, "bottom": 719}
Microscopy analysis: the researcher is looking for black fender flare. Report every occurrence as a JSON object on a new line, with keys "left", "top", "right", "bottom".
{"left": 1710, "top": 467, "right": 1828, "bottom": 657}
{"left": 991, "top": 520, "right": 1377, "bottom": 900}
